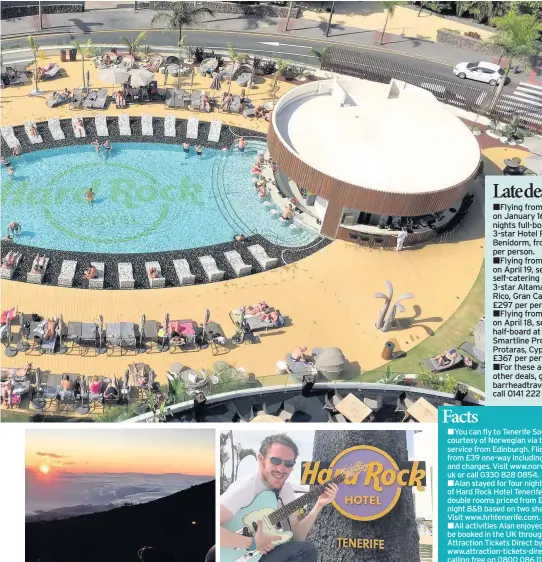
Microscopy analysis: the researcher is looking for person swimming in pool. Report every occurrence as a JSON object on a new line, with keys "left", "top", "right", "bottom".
{"left": 281, "top": 204, "right": 294, "bottom": 220}
{"left": 103, "top": 140, "right": 112, "bottom": 151}
{"left": 91, "top": 139, "right": 101, "bottom": 152}
{"left": 85, "top": 187, "right": 95, "bottom": 204}
{"left": 196, "top": 144, "right": 203, "bottom": 157}
{"left": 7, "top": 222, "right": 21, "bottom": 237}
{"left": 237, "top": 137, "right": 246, "bottom": 152}
{"left": 7, "top": 166, "right": 14, "bottom": 176}
{"left": 183, "top": 141, "right": 190, "bottom": 154}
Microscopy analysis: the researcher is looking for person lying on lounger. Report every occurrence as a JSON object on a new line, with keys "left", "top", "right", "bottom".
{"left": 291, "top": 346, "right": 312, "bottom": 363}
{"left": 45, "top": 318, "right": 57, "bottom": 340}
{"left": 148, "top": 266, "right": 159, "bottom": 278}
{"left": 220, "top": 93, "right": 233, "bottom": 111}
{"left": 434, "top": 349, "right": 458, "bottom": 368}
{"left": 89, "top": 376, "right": 103, "bottom": 395}
{"left": 245, "top": 302, "right": 269, "bottom": 315}
{"left": 2, "top": 252, "right": 16, "bottom": 269}
{"left": 60, "top": 374, "right": 74, "bottom": 392}
{"left": 32, "top": 254, "right": 46, "bottom": 273}
{"left": 84, "top": 266, "right": 97, "bottom": 279}
{"left": 259, "top": 310, "right": 280, "bottom": 325}
{"left": 169, "top": 330, "right": 186, "bottom": 346}
{"left": 104, "top": 378, "right": 119, "bottom": 399}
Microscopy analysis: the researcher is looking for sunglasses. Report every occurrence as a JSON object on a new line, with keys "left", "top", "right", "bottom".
{"left": 268, "top": 457, "right": 296, "bottom": 468}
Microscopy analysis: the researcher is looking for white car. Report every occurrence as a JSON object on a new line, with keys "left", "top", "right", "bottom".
{"left": 453, "top": 61, "right": 504, "bottom": 86}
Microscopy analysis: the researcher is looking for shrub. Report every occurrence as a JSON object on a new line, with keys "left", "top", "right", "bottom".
{"left": 464, "top": 31, "right": 481, "bottom": 39}
{"left": 261, "top": 59, "right": 277, "bottom": 75}
{"left": 189, "top": 47, "right": 218, "bottom": 64}
{"left": 282, "top": 64, "right": 301, "bottom": 80}
{"left": 418, "top": 372, "right": 458, "bottom": 394}
{"left": 441, "top": 27, "right": 461, "bottom": 34}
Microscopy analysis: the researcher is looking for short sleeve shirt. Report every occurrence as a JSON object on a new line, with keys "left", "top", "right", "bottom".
{"left": 221, "top": 473, "right": 297, "bottom": 526}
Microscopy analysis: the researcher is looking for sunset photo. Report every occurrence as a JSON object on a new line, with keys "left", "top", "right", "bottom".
{"left": 26, "top": 428, "right": 215, "bottom": 562}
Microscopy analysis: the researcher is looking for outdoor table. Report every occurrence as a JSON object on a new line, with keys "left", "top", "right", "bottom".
{"left": 405, "top": 397, "right": 438, "bottom": 423}
{"left": 250, "top": 415, "right": 285, "bottom": 423}
{"left": 335, "top": 393, "right": 373, "bottom": 423}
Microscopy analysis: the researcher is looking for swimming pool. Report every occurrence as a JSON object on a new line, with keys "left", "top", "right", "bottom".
{"left": 1, "top": 142, "right": 318, "bottom": 253}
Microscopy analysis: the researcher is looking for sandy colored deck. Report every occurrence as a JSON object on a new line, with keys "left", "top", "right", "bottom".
{"left": 1, "top": 52, "right": 488, "bottom": 385}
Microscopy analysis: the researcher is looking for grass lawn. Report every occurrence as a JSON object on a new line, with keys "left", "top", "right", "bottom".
{"left": 360, "top": 262, "right": 485, "bottom": 391}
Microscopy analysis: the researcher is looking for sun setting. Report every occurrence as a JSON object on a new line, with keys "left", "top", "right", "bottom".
{"left": 39, "top": 464, "right": 50, "bottom": 475}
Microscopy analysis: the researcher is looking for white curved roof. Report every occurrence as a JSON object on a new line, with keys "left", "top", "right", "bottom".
{"left": 273, "top": 78, "right": 481, "bottom": 194}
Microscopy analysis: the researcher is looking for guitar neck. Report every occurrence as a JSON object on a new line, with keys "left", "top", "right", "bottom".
{"left": 269, "top": 473, "right": 345, "bottom": 525}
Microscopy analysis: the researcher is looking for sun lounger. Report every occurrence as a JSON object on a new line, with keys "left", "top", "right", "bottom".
{"left": 83, "top": 91, "right": 98, "bottom": 109}
{"left": 422, "top": 354, "right": 463, "bottom": 373}
{"left": 25, "top": 121, "right": 43, "bottom": 144}
{"left": 165, "top": 88, "right": 186, "bottom": 109}
{"left": 164, "top": 115, "right": 177, "bottom": 136}
{"left": 229, "top": 95, "right": 242, "bottom": 113}
{"left": 189, "top": 92, "right": 201, "bottom": 111}
{"left": 41, "top": 373, "right": 62, "bottom": 408}
{"left": 141, "top": 114, "right": 153, "bottom": 135}
{"left": 142, "top": 320, "right": 159, "bottom": 352}
{"left": 42, "top": 65, "right": 61, "bottom": 79}
{"left": 95, "top": 114, "right": 109, "bottom": 136}
{"left": 224, "top": 250, "right": 252, "bottom": 277}
{"left": 0, "top": 126, "right": 21, "bottom": 150}
{"left": 145, "top": 261, "right": 166, "bottom": 289}
{"left": 57, "top": 260, "right": 77, "bottom": 288}
{"left": 88, "top": 261, "right": 104, "bottom": 289}
{"left": 118, "top": 262, "right": 134, "bottom": 289}
{"left": 229, "top": 305, "right": 275, "bottom": 325}
{"left": 0, "top": 252, "right": 22, "bottom": 279}
{"left": 41, "top": 319, "right": 59, "bottom": 354}
{"left": 27, "top": 255, "right": 49, "bottom": 284}
{"left": 208, "top": 119, "right": 222, "bottom": 142}
{"left": 285, "top": 353, "right": 313, "bottom": 379}
{"left": 187, "top": 116, "right": 199, "bottom": 139}
{"left": 248, "top": 244, "right": 278, "bottom": 270}
{"left": 459, "top": 341, "right": 485, "bottom": 364}
{"left": 72, "top": 117, "right": 86, "bottom": 137}
{"left": 245, "top": 312, "right": 285, "bottom": 332}
{"left": 128, "top": 363, "right": 154, "bottom": 397}
{"left": 47, "top": 92, "right": 69, "bottom": 108}
{"left": 199, "top": 256, "right": 225, "bottom": 282}
{"left": 48, "top": 117, "right": 65, "bottom": 140}
{"left": 70, "top": 89, "right": 84, "bottom": 110}
{"left": 173, "top": 259, "right": 196, "bottom": 285}
{"left": 92, "top": 88, "right": 109, "bottom": 109}
{"left": 243, "top": 106, "right": 256, "bottom": 118}
{"left": 117, "top": 114, "right": 130, "bottom": 136}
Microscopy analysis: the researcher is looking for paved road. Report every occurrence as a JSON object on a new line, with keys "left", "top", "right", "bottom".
{"left": 2, "top": 28, "right": 515, "bottom": 95}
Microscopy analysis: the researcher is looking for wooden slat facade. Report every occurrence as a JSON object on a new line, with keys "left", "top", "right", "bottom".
{"left": 267, "top": 123, "right": 477, "bottom": 239}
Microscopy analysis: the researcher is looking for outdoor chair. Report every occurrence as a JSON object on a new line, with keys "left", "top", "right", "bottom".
{"left": 277, "top": 402, "right": 295, "bottom": 422}
{"left": 141, "top": 320, "right": 159, "bottom": 353}
{"left": 92, "top": 88, "right": 109, "bottom": 109}
{"left": 128, "top": 363, "right": 154, "bottom": 398}
{"left": 203, "top": 322, "right": 228, "bottom": 356}
{"left": 40, "top": 373, "right": 63, "bottom": 411}
{"left": 70, "top": 89, "right": 84, "bottom": 110}
{"left": 83, "top": 91, "right": 98, "bottom": 109}
{"left": 0, "top": 252, "right": 22, "bottom": 279}
{"left": 42, "top": 65, "right": 61, "bottom": 80}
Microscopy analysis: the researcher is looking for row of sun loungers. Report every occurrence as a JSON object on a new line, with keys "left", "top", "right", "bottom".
{"left": 1, "top": 245, "right": 278, "bottom": 288}
{"left": 1, "top": 116, "right": 224, "bottom": 144}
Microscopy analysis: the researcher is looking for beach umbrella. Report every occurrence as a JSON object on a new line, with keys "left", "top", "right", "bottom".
{"left": 159, "top": 312, "right": 170, "bottom": 352}
{"left": 99, "top": 67, "right": 130, "bottom": 86}
{"left": 58, "top": 314, "right": 68, "bottom": 354}
{"left": 129, "top": 68, "right": 154, "bottom": 87}
{"left": 86, "top": 69, "right": 90, "bottom": 90}
{"left": 4, "top": 315, "right": 17, "bottom": 358}
{"left": 76, "top": 375, "right": 90, "bottom": 415}
{"left": 202, "top": 309, "right": 210, "bottom": 344}
{"left": 97, "top": 314, "right": 106, "bottom": 355}
{"left": 18, "top": 311, "right": 29, "bottom": 351}
{"left": 138, "top": 313, "right": 146, "bottom": 354}
{"left": 211, "top": 72, "right": 221, "bottom": 92}
{"left": 315, "top": 347, "right": 346, "bottom": 381}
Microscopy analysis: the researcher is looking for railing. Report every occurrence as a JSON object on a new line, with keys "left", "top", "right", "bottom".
{"left": 321, "top": 47, "right": 541, "bottom": 133}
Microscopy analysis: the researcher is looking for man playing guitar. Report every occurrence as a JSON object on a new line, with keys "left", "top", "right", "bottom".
{"left": 220, "top": 434, "right": 338, "bottom": 562}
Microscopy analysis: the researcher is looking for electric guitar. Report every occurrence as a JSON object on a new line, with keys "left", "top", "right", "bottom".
{"left": 221, "top": 461, "right": 366, "bottom": 562}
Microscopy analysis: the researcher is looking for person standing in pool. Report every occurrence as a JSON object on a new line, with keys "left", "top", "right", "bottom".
{"left": 7, "top": 165, "right": 14, "bottom": 176}
{"left": 91, "top": 139, "right": 101, "bottom": 152}
{"left": 196, "top": 144, "right": 203, "bottom": 157}
{"left": 103, "top": 140, "right": 112, "bottom": 152}
{"left": 236, "top": 137, "right": 246, "bottom": 152}
{"left": 182, "top": 141, "right": 190, "bottom": 154}
{"left": 7, "top": 222, "right": 21, "bottom": 237}
{"left": 85, "top": 187, "right": 95, "bottom": 205}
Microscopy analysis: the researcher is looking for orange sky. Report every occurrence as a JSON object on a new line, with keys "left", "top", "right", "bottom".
{"left": 26, "top": 428, "right": 215, "bottom": 475}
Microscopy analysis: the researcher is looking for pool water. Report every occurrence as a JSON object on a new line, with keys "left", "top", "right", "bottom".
{"left": 1, "top": 142, "right": 318, "bottom": 253}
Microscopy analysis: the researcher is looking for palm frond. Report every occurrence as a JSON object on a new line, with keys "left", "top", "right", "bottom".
{"left": 119, "top": 36, "right": 133, "bottom": 50}
{"left": 134, "top": 31, "right": 148, "bottom": 47}
{"left": 150, "top": 11, "right": 171, "bottom": 26}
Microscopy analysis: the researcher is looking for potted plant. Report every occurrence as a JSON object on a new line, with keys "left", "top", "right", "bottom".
{"left": 305, "top": 190, "right": 316, "bottom": 206}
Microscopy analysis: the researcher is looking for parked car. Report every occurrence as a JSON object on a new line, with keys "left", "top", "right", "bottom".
{"left": 453, "top": 61, "right": 504, "bottom": 86}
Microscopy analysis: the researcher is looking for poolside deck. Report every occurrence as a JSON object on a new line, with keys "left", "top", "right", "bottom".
{"left": 0, "top": 52, "right": 511, "bottom": 387}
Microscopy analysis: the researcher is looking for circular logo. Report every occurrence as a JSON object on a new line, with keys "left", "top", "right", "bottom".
{"left": 42, "top": 162, "right": 169, "bottom": 245}
{"left": 330, "top": 446, "right": 403, "bottom": 521}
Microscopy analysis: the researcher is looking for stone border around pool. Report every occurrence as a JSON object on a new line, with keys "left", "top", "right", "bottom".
{"left": 1, "top": 116, "right": 330, "bottom": 290}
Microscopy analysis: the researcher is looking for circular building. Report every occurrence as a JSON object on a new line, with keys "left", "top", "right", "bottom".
{"left": 267, "top": 77, "right": 481, "bottom": 246}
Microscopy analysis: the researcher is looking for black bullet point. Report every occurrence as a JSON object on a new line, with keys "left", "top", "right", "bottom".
{"left": 493, "top": 310, "right": 500, "bottom": 317}
{"left": 493, "top": 204, "right": 501, "bottom": 210}
{"left": 493, "top": 257, "right": 500, "bottom": 264}
{"left": 493, "top": 363, "right": 501, "bottom": 370}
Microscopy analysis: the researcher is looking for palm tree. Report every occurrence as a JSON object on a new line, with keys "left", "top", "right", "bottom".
{"left": 272, "top": 58, "right": 291, "bottom": 103}
{"left": 27, "top": 36, "right": 41, "bottom": 94}
{"left": 226, "top": 42, "right": 250, "bottom": 65}
{"left": 119, "top": 31, "right": 148, "bottom": 59}
{"left": 489, "top": 9, "right": 542, "bottom": 70}
{"left": 380, "top": 1, "right": 403, "bottom": 46}
{"left": 309, "top": 46, "right": 331, "bottom": 69}
{"left": 151, "top": 2, "right": 215, "bottom": 44}
{"left": 71, "top": 38, "right": 94, "bottom": 89}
